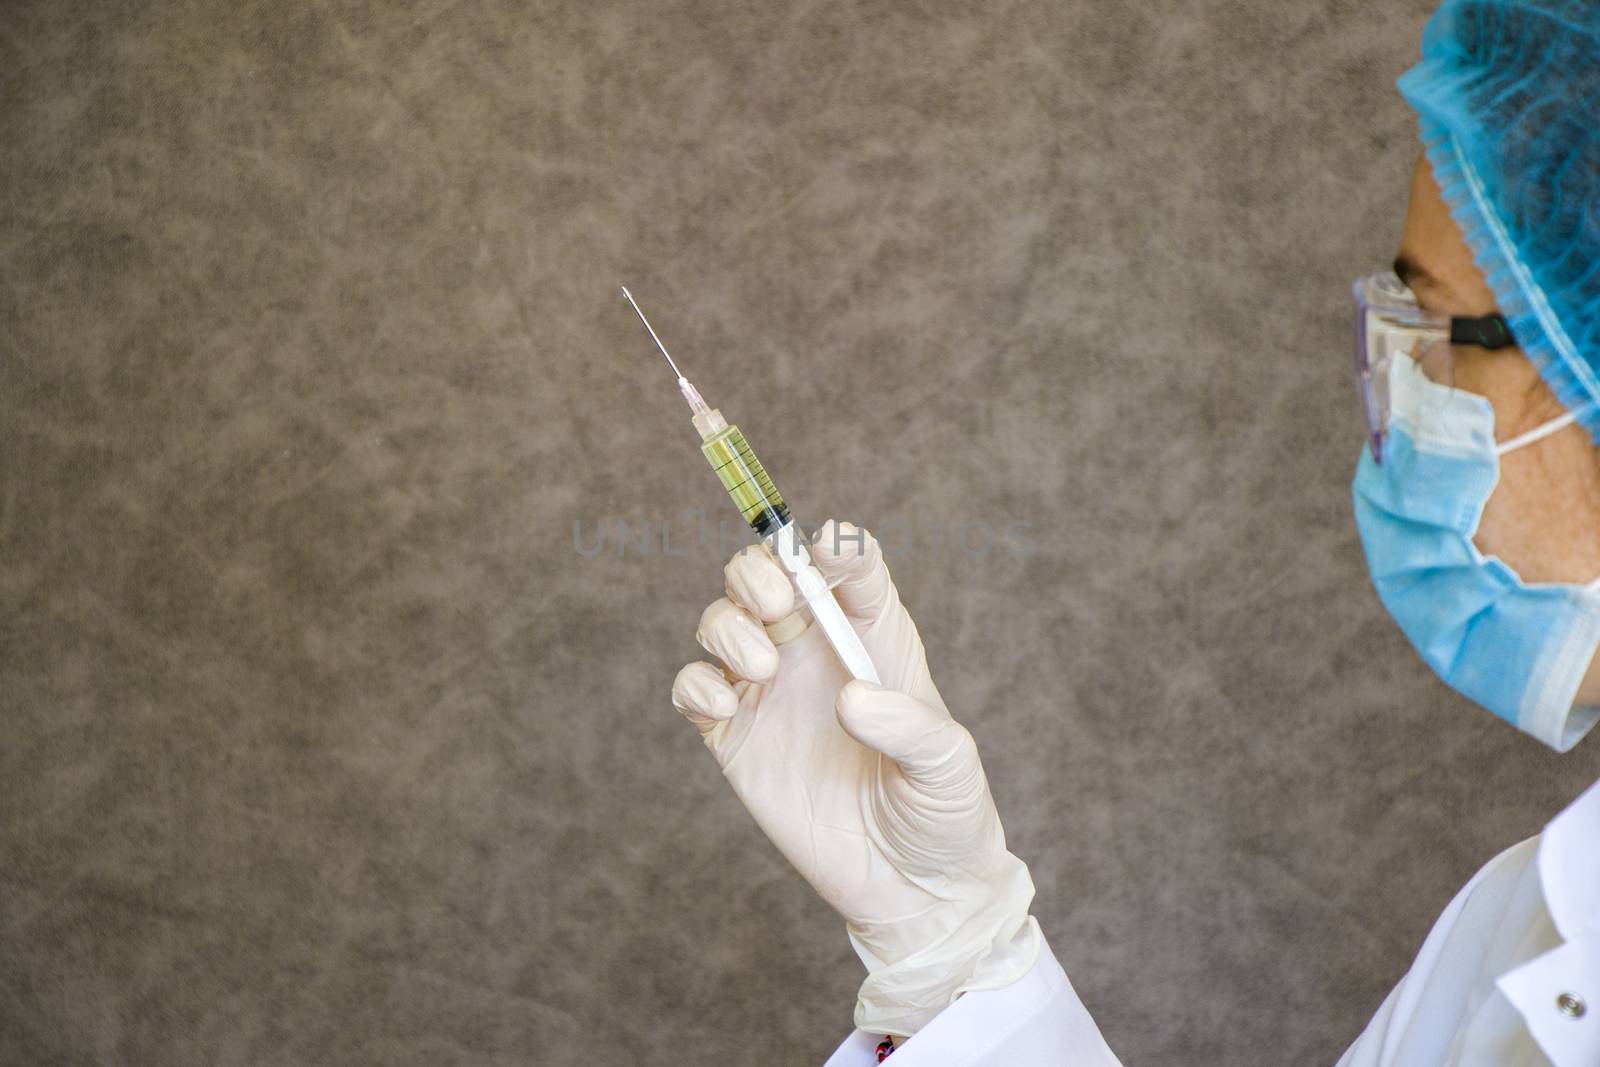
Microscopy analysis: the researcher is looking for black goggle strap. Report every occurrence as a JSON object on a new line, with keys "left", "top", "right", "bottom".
{"left": 1449, "top": 313, "right": 1515, "bottom": 350}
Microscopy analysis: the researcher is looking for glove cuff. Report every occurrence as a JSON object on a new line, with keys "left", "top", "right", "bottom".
{"left": 848, "top": 853, "right": 1042, "bottom": 1037}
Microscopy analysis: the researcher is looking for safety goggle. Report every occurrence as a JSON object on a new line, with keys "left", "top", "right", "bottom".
{"left": 1351, "top": 271, "right": 1516, "bottom": 464}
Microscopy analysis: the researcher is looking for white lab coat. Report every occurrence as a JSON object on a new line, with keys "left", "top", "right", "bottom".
{"left": 826, "top": 779, "right": 1600, "bottom": 1067}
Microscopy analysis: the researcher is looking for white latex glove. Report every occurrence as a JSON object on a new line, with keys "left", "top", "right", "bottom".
{"left": 671, "top": 520, "right": 1041, "bottom": 1037}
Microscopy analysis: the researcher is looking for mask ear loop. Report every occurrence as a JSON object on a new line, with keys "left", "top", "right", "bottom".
{"left": 1495, "top": 401, "right": 1600, "bottom": 456}
{"left": 1494, "top": 401, "right": 1600, "bottom": 594}
{"left": 1491, "top": 403, "right": 1600, "bottom": 598}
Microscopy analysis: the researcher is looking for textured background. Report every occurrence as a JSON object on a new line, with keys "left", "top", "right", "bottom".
{"left": 4, "top": 1, "right": 1598, "bottom": 1063}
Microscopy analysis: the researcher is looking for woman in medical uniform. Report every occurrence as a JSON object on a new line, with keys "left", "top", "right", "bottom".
{"left": 670, "top": 2, "right": 1600, "bottom": 1062}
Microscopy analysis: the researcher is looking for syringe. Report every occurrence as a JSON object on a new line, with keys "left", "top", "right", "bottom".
{"left": 622, "top": 286, "right": 880, "bottom": 684}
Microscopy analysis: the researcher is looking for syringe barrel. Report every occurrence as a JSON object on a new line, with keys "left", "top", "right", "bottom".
{"left": 699, "top": 424, "right": 792, "bottom": 536}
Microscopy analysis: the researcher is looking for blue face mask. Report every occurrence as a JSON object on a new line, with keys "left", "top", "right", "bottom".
{"left": 1351, "top": 352, "right": 1600, "bottom": 751}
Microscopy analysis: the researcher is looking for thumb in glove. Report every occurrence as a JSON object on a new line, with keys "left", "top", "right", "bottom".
{"left": 835, "top": 679, "right": 984, "bottom": 804}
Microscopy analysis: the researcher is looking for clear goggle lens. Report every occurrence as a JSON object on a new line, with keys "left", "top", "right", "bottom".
{"left": 1352, "top": 272, "right": 1458, "bottom": 464}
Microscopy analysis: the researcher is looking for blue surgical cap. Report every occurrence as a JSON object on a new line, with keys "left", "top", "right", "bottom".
{"left": 1398, "top": 0, "right": 1600, "bottom": 443}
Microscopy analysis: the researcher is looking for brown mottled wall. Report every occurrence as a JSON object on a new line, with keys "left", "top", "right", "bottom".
{"left": 3, "top": 1, "right": 1593, "bottom": 1063}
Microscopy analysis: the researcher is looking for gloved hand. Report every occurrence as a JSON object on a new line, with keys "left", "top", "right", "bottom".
{"left": 671, "top": 521, "right": 1041, "bottom": 1037}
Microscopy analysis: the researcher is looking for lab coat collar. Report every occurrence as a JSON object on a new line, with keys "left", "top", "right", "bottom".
{"left": 1537, "top": 776, "right": 1600, "bottom": 942}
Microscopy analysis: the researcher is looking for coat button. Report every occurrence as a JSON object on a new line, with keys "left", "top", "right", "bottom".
{"left": 1556, "top": 993, "right": 1586, "bottom": 1019}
